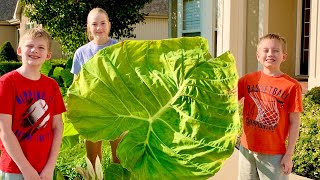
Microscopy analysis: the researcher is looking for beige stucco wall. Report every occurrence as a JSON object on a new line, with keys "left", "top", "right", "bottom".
{"left": 19, "top": 14, "right": 30, "bottom": 37}
{"left": 245, "top": 0, "right": 260, "bottom": 75}
{"left": 268, "top": 0, "right": 297, "bottom": 77}
{"left": 18, "top": 11, "right": 63, "bottom": 59}
{"left": 0, "top": 25, "right": 18, "bottom": 49}
{"left": 124, "top": 16, "right": 169, "bottom": 40}
{"left": 244, "top": 0, "right": 297, "bottom": 77}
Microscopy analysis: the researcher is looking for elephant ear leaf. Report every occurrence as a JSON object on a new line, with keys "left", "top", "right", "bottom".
{"left": 67, "top": 37, "right": 240, "bottom": 179}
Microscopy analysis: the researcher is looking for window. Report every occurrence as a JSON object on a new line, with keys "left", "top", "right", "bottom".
{"left": 300, "top": 0, "right": 310, "bottom": 75}
{"left": 181, "top": 0, "right": 201, "bottom": 37}
{"left": 176, "top": 0, "right": 217, "bottom": 56}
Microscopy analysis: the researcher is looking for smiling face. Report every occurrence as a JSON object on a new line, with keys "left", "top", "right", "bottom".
{"left": 17, "top": 37, "right": 51, "bottom": 67}
{"left": 87, "top": 11, "right": 111, "bottom": 44}
{"left": 256, "top": 38, "right": 287, "bottom": 74}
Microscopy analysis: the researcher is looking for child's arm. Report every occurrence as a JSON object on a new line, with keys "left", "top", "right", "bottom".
{"left": 39, "top": 114, "right": 64, "bottom": 179}
{"left": 281, "top": 112, "right": 301, "bottom": 175}
{"left": 286, "top": 112, "right": 301, "bottom": 154}
{"left": 0, "top": 113, "right": 40, "bottom": 179}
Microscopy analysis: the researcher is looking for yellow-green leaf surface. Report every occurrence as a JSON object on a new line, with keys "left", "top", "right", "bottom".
{"left": 67, "top": 37, "right": 240, "bottom": 179}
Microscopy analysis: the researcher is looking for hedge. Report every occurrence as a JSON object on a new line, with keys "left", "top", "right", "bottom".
{"left": 292, "top": 87, "right": 320, "bottom": 180}
{"left": 0, "top": 61, "right": 22, "bottom": 76}
{"left": 0, "top": 59, "right": 68, "bottom": 76}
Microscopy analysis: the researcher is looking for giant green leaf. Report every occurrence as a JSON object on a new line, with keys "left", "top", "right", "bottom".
{"left": 67, "top": 37, "right": 240, "bottom": 179}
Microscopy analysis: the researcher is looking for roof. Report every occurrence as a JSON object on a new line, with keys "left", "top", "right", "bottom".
{"left": 0, "top": 0, "right": 18, "bottom": 21}
{"left": 142, "top": 0, "right": 168, "bottom": 16}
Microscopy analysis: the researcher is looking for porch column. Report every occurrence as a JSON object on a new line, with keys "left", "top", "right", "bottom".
{"left": 216, "top": 0, "right": 247, "bottom": 76}
{"left": 308, "top": 0, "right": 320, "bottom": 89}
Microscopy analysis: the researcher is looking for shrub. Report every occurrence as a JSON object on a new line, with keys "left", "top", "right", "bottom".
{"left": 0, "top": 41, "right": 18, "bottom": 62}
{"left": 0, "top": 58, "right": 70, "bottom": 77}
{"left": 0, "top": 61, "right": 22, "bottom": 76}
{"left": 305, "top": 86, "right": 320, "bottom": 105}
{"left": 40, "top": 58, "right": 73, "bottom": 97}
{"left": 292, "top": 91, "right": 320, "bottom": 180}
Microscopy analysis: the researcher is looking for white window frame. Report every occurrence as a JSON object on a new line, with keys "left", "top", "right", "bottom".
{"left": 295, "top": 0, "right": 310, "bottom": 78}
{"left": 25, "top": 22, "right": 35, "bottom": 30}
{"left": 177, "top": 0, "right": 217, "bottom": 56}
{"left": 177, "top": 0, "right": 201, "bottom": 37}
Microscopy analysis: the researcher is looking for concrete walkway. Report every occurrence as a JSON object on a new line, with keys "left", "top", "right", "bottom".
{"left": 209, "top": 148, "right": 310, "bottom": 180}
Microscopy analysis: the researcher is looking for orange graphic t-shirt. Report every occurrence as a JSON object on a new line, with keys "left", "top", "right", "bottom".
{"left": 238, "top": 71, "right": 303, "bottom": 154}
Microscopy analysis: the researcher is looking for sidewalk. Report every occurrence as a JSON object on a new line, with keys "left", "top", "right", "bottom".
{"left": 209, "top": 148, "right": 310, "bottom": 180}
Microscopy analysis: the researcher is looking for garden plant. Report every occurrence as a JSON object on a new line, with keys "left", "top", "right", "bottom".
{"left": 292, "top": 87, "right": 320, "bottom": 180}
{"left": 0, "top": 41, "right": 18, "bottom": 62}
{"left": 66, "top": 37, "right": 240, "bottom": 179}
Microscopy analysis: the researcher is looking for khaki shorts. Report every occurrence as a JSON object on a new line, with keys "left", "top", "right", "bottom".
{"left": 238, "top": 145, "right": 288, "bottom": 180}
{"left": 0, "top": 170, "right": 24, "bottom": 180}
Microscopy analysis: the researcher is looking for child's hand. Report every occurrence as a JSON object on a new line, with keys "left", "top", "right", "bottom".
{"left": 39, "top": 167, "right": 54, "bottom": 180}
{"left": 280, "top": 153, "right": 293, "bottom": 175}
{"left": 22, "top": 167, "right": 41, "bottom": 180}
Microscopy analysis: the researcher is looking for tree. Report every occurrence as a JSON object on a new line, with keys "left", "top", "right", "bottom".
{"left": 0, "top": 41, "right": 18, "bottom": 62}
{"left": 21, "top": 0, "right": 152, "bottom": 56}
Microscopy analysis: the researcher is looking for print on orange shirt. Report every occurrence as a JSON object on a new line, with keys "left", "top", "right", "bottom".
{"left": 245, "top": 84, "right": 290, "bottom": 130}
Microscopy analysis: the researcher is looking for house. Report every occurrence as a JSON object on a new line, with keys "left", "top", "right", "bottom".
{"left": 1, "top": 0, "right": 318, "bottom": 90}
{"left": 0, "top": 0, "right": 19, "bottom": 50}
{"left": 0, "top": 0, "right": 169, "bottom": 58}
{"left": 169, "top": 0, "right": 319, "bottom": 90}
{"left": 124, "top": 0, "right": 168, "bottom": 40}
{"left": 0, "top": 0, "right": 63, "bottom": 58}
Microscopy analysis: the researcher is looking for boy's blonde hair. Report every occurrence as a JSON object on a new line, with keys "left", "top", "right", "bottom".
{"left": 19, "top": 28, "right": 52, "bottom": 51}
{"left": 258, "top": 33, "right": 287, "bottom": 53}
{"left": 86, "top": 8, "right": 110, "bottom": 41}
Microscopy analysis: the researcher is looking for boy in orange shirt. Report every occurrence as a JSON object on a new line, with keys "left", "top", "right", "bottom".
{"left": 238, "top": 33, "right": 303, "bottom": 180}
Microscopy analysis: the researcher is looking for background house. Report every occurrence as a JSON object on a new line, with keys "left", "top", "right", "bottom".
{"left": 0, "top": 0, "right": 19, "bottom": 50}
{"left": 169, "top": 0, "right": 319, "bottom": 90}
{"left": 1, "top": 0, "right": 319, "bottom": 90}
{"left": 124, "top": 0, "right": 168, "bottom": 40}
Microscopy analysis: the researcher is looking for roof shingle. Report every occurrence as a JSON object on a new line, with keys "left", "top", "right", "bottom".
{"left": 0, "top": 0, "right": 18, "bottom": 21}
{"left": 142, "top": 0, "right": 168, "bottom": 16}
